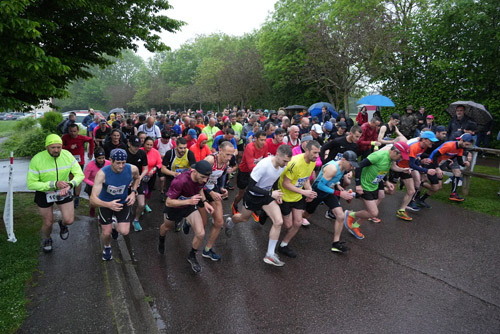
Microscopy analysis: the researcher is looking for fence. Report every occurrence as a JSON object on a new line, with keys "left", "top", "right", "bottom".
{"left": 462, "top": 147, "right": 500, "bottom": 196}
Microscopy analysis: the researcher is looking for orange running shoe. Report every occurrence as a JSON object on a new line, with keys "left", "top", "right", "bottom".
{"left": 251, "top": 212, "right": 260, "bottom": 223}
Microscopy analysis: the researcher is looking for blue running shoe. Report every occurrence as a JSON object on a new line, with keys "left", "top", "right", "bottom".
{"left": 102, "top": 246, "right": 112, "bottom": 261}
{"left": 202, "top": 248, "right": 221, "bottom": 261}
{"left": 182, "top": 219, "right": 190, "bottom": 235}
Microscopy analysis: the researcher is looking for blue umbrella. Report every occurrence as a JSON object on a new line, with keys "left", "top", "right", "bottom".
{"left": 308, "top": 102, "right": 338, "bottom": 119}
{"left": 357, "top": 95, "right": 395, "bottom": 107}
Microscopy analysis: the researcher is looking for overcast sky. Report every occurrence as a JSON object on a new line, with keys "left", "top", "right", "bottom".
{"left": 136, "top": 0, "right": 277, "bottom": 59}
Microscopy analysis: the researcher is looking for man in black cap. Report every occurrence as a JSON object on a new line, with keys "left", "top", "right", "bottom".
{"left": 157, "top": 160, "right": 214, "bottom": 273}
{"left": 126, "top": 135, "right": 149, "bottom": 232}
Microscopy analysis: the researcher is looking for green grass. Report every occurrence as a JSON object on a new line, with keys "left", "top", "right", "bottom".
{"left": 430, "top": 165, "right": 500, "bottom": 218}
{"left": 0, "top": 193, "right": 41, "bottom": 333}
{"left": 0, "top": 121, "right": 17, "bottom": 137}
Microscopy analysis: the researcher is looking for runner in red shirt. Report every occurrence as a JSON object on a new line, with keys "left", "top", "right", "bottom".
{"left": 266, "top": 128, "right": 285, "bottom": 156}
{"left": 232, "top": 130, "right": 268, "bottom": 222}
{"left": 62, "top": 123, "right": 94, "bottom": 208}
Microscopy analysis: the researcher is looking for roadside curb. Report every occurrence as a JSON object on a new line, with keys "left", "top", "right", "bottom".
{"left": 97, "top": 223, "right": 159, "bottom": 333}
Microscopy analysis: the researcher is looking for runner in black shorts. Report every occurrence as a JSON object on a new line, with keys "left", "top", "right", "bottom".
{"left": 225, "top": 145, "right": 293, "bottom": 267}
{"left": 90, "top": 149, "right": 140, "bottom": 261}
{"left": 157, "top": 161, "right": 214, "bottom": 273}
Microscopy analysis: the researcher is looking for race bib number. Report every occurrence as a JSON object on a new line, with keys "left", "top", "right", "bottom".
{"left": 46, "top": 189, "right": 73, "bottom": 203}
{"left": 253, "top": 157, "right": 263, "bottom": 165}
{"left": 106, "top": 185, "right": 126, "bottom": 196}
{"left": 295, "top": 176, "right": 309, "bottom": 188}
{"left": 175, "top": 168, "right": 188, "bottom": 173}
{"left": 73, "top": 155, "right": 81, "bottom": 162}
{"left": 179, "top": 196, "right": 191, "bottom": 200}
{"left": 372, "top": 172, "right": 387, "bottom": 184}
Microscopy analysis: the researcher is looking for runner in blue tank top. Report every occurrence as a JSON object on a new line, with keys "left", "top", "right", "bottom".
{"left": 303, "top": 151, "right": 359, "bottom": 253}
{"left": 90, "top": 149, "right": 140, "bottom": 261}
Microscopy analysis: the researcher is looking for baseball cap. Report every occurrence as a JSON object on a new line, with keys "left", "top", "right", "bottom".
{"left": 435, "top": 125, "right": 446, "bottom": 133}
{"left": 188, "top": 128, "right": 198, "bottom": 139}
{"left": 391, "top": 113, "right": 400, "bottom": 120}
{"left": 458, "top": 133, "right": 474, "bottom": 143}
{"left": 420, "top": 131, "right": 438, "bottom": 142}
{"left": 342, "top": 150, "right": 359, "bottom": 168}
{"left": 337, "top": 121, "right": 347, "bottom": 129}
{"left": 129, "top": 135, "right": 141, "bottom": 147}
{"left": 323, "top": 121, "right": 333, "bottom": 132}
{"left": 100, "top": 119, "right": 107, "bottom": 124}
{"left": 393, "top": 141, "right": 410, "bottom": 160}
{"left": 426, "top": 115, "right": 434, "bottom": 119}
{"left": 193, "top": 160, "right": 212, "bottom": 176}
{"left": 301, "top": 135, "right": 313, "bottom": 142}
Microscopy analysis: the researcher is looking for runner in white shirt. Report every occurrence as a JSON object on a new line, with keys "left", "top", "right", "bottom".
{"left": 225, "top": 145, "right": 293, "bottom": 267}
{"left": 138, "top": 116, "right": 161, "bottom": 139}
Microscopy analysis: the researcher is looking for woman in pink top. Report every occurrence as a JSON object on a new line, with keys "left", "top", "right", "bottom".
{"left": 141, "top": 137, "right": 163, "bottom": 212}
{"left": 83, "top": 147, "right": 111, "bottom": 217}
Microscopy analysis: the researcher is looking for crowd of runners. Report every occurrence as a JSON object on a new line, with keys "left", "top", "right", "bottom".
{"left": 27, "top": 104, "right": 477, "bottom": 272}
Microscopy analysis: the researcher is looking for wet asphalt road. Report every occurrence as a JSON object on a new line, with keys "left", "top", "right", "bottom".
{"left": 125, "top": 187, "right": 500, "bottom": 333}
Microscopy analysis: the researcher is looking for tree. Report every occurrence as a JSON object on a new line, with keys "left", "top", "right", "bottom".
{"left": 0, "top": 0, "right": 183, "bottom": 111}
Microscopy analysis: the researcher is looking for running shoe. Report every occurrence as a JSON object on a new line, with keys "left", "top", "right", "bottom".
{"left": 187, "top": 253, "right": 202, "bottom": 273}
{"left": 158, "top": 235, "right": 166, "bottom": 254}
{"left": 278, "top": 245, "right": 297, "bottom": 258}
{"left": 331, "top": 241, "right": 349, "bottom": 253}
{"left": 133, "top": 220, "right": 142, "bottom": 232}
{"left": 443, "top": 178, "right": 452, "bottom": 184}
{"left": 182, "top": 219, "right": 190, "bottom": 235}
{"left": 396, "top": 210, "right": 413, "bottom": 221}
{"left": 231, "top": 202, "right": 239, "bottom": 215}
{"left": 415, "top": 198, "right": 432, "bottom": 209}
{"left": 145, "top": 204, "right": 152, "bottom": 213}
{"left": 42, "top": 238, "right": 53, "bottom": 253}
{"left": 263, "top": 254, "right": 285, "bottom": 267}
{"left": 73, "top": 196, "right": 80, "bottom": 209}
{"left": 406, "top": 201, "right": 421, "bottom": 212}
{"left": 102, "top": 246, "right": 112, "bottom": 261}
{"left": 368, "top": 217, "right": 381, "bottom": 223}
{"left": 449, "top": 193, "right": 465, "bottom": 202}
{"left": 58, "top": 220, "right": 69, "bottom": 240}
{"left": 325, "top": 210, "right": 336, "bottom": 220}
{"left": 344, "top": 211, "right": 364, "bottom": 240}
{"left": 251, "top": 212, "right": 260, "bottom": 223}
{"left": 202, "top": 248, "right": 221, "bottom": 261}
{"left": 174, "top": 220, "right": 182, "bottom": 232}
{"left": 224, "top": 217, "right": 234, "bottom": 237}
{"left": 301, "top": 218, "right": 311, "bottom": 226}
{"left": 226, "top": 183, "right": 235, "bottom": 190}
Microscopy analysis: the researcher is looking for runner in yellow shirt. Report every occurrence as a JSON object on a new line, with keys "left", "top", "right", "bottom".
{"left": 277, "top": 140, "right": 320, "bottom": 258}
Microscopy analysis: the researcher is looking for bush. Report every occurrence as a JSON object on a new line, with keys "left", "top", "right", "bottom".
{"left": 13, "top": 128, "right": 48, "bottom": 157}
{"left": 14, "top": 117, "right": 38, "bottom": 132}
{"left": 39, "top": 112, "right": 62, "bottom": 133}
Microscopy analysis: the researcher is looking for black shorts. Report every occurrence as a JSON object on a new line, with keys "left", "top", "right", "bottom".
{"left": 237, "top": 143, "right": 244, "bottom": 152}
{"left": 203, "top": 188, "right": 222, "bottom": 203}
{"left": 34, "top": 190, "right": 73, "bottom": 208}
{"left": 361, "top": 189, "right": 380, "bottom": 201}
{"left": 243, "top": 191, "right": 274, "bottom": 213}
{"left": 388, "top": 170, "right": 412, "bottom": 183}
{"left": 305, "top": 191, "right": 341, "bottom": 214}
{"left": 98, "top": 206, "right": 131, "bottom": 225}
{"left": 422, "top": 164, "right": 443, "bottom": 185}
{"left": 84, "top": 184, "right": 93, "bottom": 197}
{"left": 237, "top": 171, "right": 251, "bottom": 190}
{"left": 163, "top": 205, "right": 197, "bottom": 223}
{"left": 280, "top": 197, "right": 306, "bottom": 216}
{"left": 137, "top": 181, "right": 146, "bottom": 195}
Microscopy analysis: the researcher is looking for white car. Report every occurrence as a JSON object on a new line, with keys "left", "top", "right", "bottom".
{"left": 62, "top": 110, "right": 106, "bottom": 129}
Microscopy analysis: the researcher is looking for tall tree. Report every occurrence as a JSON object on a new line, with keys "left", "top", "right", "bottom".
{"left": 0, "top": 0, "right": 183, "bottom": 111}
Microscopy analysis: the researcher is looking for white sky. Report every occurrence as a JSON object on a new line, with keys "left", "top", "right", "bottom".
{"left": 136, "top": 0, "right": 277, "bottom": 59}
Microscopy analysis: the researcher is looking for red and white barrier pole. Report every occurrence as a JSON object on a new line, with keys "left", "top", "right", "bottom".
{"left": 3, "top": 151, "right": 17, "bottom": 242}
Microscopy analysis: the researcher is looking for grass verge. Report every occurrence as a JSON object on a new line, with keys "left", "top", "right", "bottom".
{"left": 0, "top": 193, "right": 40, "bottom": 333}
{"left": 430, "top": 165, "right": 500, "bottom": 218}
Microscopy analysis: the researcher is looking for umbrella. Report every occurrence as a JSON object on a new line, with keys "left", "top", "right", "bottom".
{"left": 308, "top": 102, "right": 338, "bottom": 119}
{"left": 109, "top": 107, "right": 126, "bottom": 114}
{"left": 446, "top": 101, "right": 492, "bottom": 126}
{"left": 357, "top": 95, "right": 395, "bottom": 107}
{"left": 285, "top": 105, "right": 308, "bottom": 110}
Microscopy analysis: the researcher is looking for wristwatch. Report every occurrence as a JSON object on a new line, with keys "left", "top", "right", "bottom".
{"left": 131, "top": 189, "right": 138, "bottom": 194}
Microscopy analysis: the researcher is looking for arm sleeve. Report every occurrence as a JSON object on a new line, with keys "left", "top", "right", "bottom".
{"left": 26, "top": 158, "right": 55, "bottom": 192}
{"left": 83, "top": 164, "right": 95, "bottom": 186}
{"left": 320, "top": 140, "right": 334, "bottom": 163}
{"left": 69, "top": 159, "right": 85, "bottom": 188}
{"left": 316, "top": 177, "right": 335, "bottom": 194}
{"left": 457, "top": 155, "right": 465, "bottom": 167}
{"left": 409, "top": 157, "right": 428, "bottom": 173}
{"left": 355, "top": 158, "right": 372, "bottom": 186}
{"left": 187, "top": 151, "right": 197, "bottom": 166}
{"left": 432, "top": 151, "right": 442, "bottom": 166}
{"left": 85, "top": 136, "right": 94, "bottom": 156}
{"left": 247, "top": 177, "right": 272, "bottom": 197}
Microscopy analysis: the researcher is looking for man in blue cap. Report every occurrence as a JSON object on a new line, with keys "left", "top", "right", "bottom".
{"left": 90, "top": 148, "right": 141, "bottom": 261}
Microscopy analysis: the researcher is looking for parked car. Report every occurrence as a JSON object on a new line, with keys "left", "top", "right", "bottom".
{"left": 0, "top": 113, "right": 10, "bottom": 121}
{"left": 4, "top": 112, "right": 26, "bottom": 120}
{"left": 62, "top": 110, "right": 106, "bottom": 129}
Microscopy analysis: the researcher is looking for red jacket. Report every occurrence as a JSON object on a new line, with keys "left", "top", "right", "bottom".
{"left": 189, "top": 133, "right": 212, "bottom": 162}
{"left": 358, "top": 122, "right": 379, "bottom": 151}
{"left": 356, "top": 111, "right": 368, "bottom": 125}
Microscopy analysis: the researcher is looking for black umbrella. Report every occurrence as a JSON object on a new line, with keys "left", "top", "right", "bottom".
{"left": 285, "top": 105, "right": 308, "bottom": 110}
{"left": 447, "top": 101, "right": 492, "bottom": 126}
